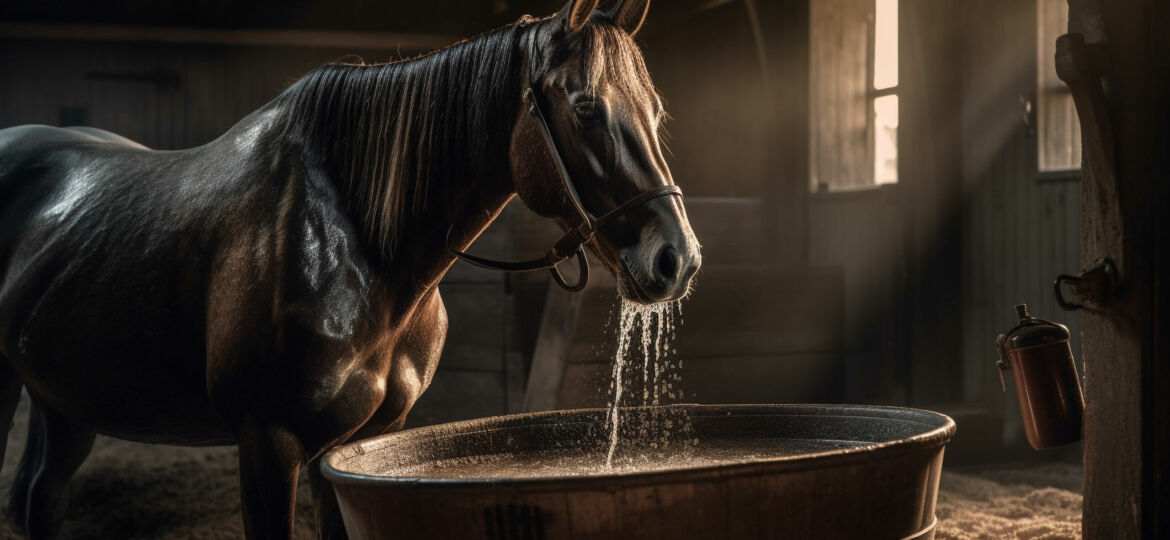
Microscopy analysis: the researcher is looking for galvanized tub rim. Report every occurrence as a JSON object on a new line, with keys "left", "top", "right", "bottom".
{"left": 321, "top": 403, "right": 956, "bottom": 489}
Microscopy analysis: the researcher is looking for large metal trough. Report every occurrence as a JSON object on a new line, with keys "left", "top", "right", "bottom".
{"left": 322, "top": 404, "right": 955, "bottom": 540}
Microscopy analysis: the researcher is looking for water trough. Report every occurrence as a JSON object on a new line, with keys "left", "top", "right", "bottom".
{"left": 322, "top": 404, "right": 955, "bottom": 540}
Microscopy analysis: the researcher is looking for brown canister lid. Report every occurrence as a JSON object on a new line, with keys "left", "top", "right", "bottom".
{"left": 1001, "top": 304, "right": 1070, "bottom": 350}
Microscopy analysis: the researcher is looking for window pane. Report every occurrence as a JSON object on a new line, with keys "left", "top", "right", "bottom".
{"left": 1038, "top": 0, "right": 1082, "bottom": 171}
{"left": 1039, "top": 92, "right": 1082, "bottom": 171}
{"left": 874, "top": 95, "right": 898, "bottom": 184}
{"left": 873, "top": 0, "right": 898, "bottom": 90}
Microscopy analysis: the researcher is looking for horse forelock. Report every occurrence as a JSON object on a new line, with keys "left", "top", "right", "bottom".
{"left": 573, "top": 20, "right": 662, "bottom": 115}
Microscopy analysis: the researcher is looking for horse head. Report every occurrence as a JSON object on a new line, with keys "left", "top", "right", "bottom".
{"left": 510, "top": 0, "right": 701, "bottom": 305}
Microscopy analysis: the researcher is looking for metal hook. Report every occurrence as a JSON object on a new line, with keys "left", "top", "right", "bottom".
{"left": 1054, "top": 257, "right": 1118, "bottom": 311}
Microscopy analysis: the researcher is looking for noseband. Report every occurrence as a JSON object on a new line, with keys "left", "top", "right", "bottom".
{"left": 447, "top": 72, "right": 683, "bottom": 292}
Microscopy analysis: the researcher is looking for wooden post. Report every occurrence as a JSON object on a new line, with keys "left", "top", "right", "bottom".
{"left": 521, "top": 282, "right": 583, "bottom": 412}
{"left": 1063, "top": 0, "right": 1170, "bottom": 537}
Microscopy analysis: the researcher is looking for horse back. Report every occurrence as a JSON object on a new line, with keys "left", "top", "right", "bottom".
{"left": 0, "top": 124, "right": 157, "bottom": 280}
{"left": 0, "top": 124, "right": 148, "bottom": 209}
{"left": 63, "top": 126, "right": 151, "bottom": 149}
{"left": 0, "top": 124, "right": 250, "bottom": 442}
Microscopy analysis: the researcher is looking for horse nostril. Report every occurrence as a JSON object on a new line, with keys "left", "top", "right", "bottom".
{"left": 656, "top": 246, "right": 681, "bottom": 282}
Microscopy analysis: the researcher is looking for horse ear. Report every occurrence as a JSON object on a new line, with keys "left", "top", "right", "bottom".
{"left": 558, "top": 0, "right": 601, "bottom": 33}
{"left": 605, "top": 0, "right": 651, "bottom": 36}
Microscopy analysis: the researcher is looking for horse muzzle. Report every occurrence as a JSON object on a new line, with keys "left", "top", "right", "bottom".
{"left": 618, "top": 228, "right": 701, "bottom": 305}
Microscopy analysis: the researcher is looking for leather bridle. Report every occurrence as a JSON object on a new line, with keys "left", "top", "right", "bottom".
{"left": 447, "top": 43, "right": 683, "bottom": 292}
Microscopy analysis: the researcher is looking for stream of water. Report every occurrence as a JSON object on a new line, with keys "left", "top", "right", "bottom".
{"left": 604, "top": 298, "right": 690, "bottom": 468}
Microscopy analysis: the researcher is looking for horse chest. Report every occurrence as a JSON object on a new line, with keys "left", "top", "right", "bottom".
{"left": 341, "top": 288, "right": 447, "bottom": 437}
{"left": 265, "top": 287, "right": 445, "bottom": 452}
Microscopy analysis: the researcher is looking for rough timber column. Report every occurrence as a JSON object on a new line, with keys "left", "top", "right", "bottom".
{"left": 1062, "top": 0, "right": 1170, "bottom": 538}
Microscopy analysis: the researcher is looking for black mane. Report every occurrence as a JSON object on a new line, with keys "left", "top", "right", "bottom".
{"left": 278, "top": 18, "right": 537, "bottom": 257}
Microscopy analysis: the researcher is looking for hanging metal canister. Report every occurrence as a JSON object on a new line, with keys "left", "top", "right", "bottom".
{"left": 995, "top": 304, "right": 1085, "bottom": 450}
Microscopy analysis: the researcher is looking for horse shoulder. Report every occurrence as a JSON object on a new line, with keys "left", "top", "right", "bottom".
{"left": 204, "top": 162, "right": 369, "bottom": 397}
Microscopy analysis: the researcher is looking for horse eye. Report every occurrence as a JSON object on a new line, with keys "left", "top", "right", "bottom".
{"left": 574, "top": 103, "right": 603, "bottom": 123}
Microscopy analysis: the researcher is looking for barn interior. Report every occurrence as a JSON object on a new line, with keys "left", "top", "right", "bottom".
{"left": 1, "top": 0, "right": 1167, "bottom": 538}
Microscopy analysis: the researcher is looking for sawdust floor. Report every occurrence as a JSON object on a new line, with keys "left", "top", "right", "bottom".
{"left": 936, "top": 462, "right": 1082, "bottom": 540}
{"left": 0, "top": 396, "right": 1081, "bottom": 539}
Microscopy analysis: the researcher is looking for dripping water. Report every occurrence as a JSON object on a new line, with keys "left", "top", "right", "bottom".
{"left": 604, "top": 298, "right": 688, "bottom": 468}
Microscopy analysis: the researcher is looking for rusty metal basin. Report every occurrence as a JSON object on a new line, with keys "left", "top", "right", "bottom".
{"left": 321, "top": 404, "right": 955, "bottom": 540}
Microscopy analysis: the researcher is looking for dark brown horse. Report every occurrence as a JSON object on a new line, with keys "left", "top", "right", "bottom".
{"left": 0, "top": 0, "right": 699, "bottom": 537}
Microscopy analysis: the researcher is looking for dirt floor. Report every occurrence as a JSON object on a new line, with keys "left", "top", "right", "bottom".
{"left": 0, "top": 395, "right": 1081, "bottom": 539}
{"left": 0, "top": 396, "right": 318, "bottom": 539}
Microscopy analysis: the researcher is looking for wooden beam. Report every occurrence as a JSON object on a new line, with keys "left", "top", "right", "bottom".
{"left": 521, "top": 281, "right": 584, "bottom": 413}
{"left": 0, "top": 22, "right": 459, "bottom": 51}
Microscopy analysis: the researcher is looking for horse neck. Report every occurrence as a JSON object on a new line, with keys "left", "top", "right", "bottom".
{"left": 278, "top": 22, "right": 535, "bottom": 314}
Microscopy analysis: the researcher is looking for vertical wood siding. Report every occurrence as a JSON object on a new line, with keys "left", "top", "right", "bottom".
{"left": 958, "top": 0, "right": 1081, "bottom": 446}
{"left": 809, "top": 187, "right": 909, "bottom": 403}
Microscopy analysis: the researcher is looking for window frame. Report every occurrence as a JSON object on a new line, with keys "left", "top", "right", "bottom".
{"left": 867, "top": 0, "right": 899, "bottom": 187}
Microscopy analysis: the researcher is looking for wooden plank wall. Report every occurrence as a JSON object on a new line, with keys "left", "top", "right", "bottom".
{"left": 640, "top": 0, "right": 810, "bottom": 261}
{"left": 0, "top": 0, "right": 532, "bottom": 36}
{"left": 518, "top": 199, "right": 845, "bottom": 411}
{"left": 639, "top": 5, "right": 770, "bottom": 199}
{"left": 544, "top": 265, "right": 846, "bottom": 410}
{"left": 0, "top": 38, "right": 420, "bottom": 148}
{"left": 808, "top": 186, "right": 909, "bottom": 404}
{"left": 0, "top": 37, "right": 517, "bottom": 427}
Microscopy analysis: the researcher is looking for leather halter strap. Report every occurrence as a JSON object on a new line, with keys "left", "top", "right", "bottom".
{"left": 447, "top": 51, "right": 683, "bottom": 292}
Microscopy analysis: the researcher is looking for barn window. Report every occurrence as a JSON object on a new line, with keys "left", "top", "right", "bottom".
{"left": 1037, "top": 0, "right": 1081, "bottom": 172}
{"left": 810, "top": 0, "right": 899, "bottom": 192}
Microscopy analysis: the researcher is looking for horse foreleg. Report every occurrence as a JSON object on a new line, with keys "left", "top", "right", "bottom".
{"left": 6, "top": 400, "right": 42, "bottom": 533}
{"left": 238, "top": 418, "right": 306, "bottom": 540}
{"left": 307, "top": 457, "right": 347, "bottom": 540}
{"left": 23, "top": 399, "right": 95, "bottom": 539}
{"left": 0, "top": 357, "right": 26, "bottom": 529}
{"left": 0, "top": 358, "right": 22, "bottom": 464}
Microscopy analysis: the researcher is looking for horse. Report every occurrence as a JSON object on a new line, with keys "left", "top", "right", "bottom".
{"left": 0, "top": 0, "right": 700, "bottom": 537}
